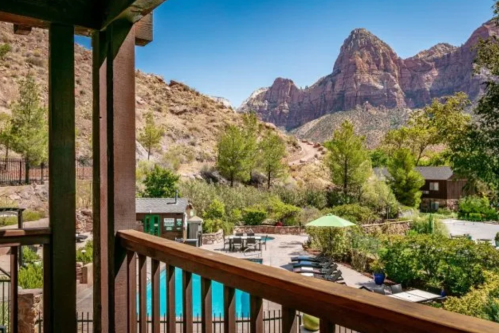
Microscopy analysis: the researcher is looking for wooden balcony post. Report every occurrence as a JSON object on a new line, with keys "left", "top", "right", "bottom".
{"left": 47, "top": 23, "right": 76, "bottom": 333}
{"left": 92, "top": 20, "right": 137, "bottom": 333}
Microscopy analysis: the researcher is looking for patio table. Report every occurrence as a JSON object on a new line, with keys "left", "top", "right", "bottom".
{"left": 227, "top": 236, "right": 261, "bottom": 251}
{"left": 388, "top": 289, "right": 440, "bottom": 303}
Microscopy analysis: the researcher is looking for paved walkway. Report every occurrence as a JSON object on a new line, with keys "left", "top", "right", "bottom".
{"left": 443, "top": 219, "right": 499, "bottom": 245}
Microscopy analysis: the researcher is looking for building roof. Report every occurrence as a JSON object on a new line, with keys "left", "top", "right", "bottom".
{"left": 136, "top": 198, "right": 190, "bottom": 214}
{"left": 373, "top": 166, "right": 454, "bottom": 181}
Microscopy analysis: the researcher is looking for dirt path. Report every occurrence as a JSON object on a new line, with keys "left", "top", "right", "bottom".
{"left": 288, "top": 140, "right": 322, "bottom": 166}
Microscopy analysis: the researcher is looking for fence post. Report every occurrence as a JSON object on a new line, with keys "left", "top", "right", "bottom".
{"left": 19, "top": 160, "right": 22, "bottom": 184}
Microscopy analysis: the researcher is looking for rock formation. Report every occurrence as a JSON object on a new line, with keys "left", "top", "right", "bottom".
{"left": 239, "top": 21, "right": 498, "bottom": 129}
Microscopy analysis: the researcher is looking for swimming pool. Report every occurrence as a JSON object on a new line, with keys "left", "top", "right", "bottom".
{"left": 146, "top": 268, "right": 250, "bottom": 317}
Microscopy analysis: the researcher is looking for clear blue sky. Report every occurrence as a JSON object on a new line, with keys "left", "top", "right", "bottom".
{"left": 77, "top": 0, "right": 494, "bottom": 107}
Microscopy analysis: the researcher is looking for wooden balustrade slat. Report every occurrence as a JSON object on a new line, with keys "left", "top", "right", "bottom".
{"left": 167, "top": 265, "right": 176, "bottom": 333}
{"left": 127, "top": 251, "right": 137, "bottom": 333}
{"left": 183, "top": 270, "right": 193, "bottom": 333}
{"left": 139, "top": 254, "right": 147, "bottom": 333}
{"left": 223, "top": 286, "right": 236, "bottom": 333}
{"left": 281, "top": 307, "right": 297, "bottom": 333}
{"left": 10, "top": 246, "right": 18, "bottom": 333}
{"left": 152, "top": 259, "right": 160, "bottom": 333}
{"left": 201, "top": 277, "right": 213, "bottom": 333}
{"left": 118, "top": 230, "right": 499, "bottom": 333}
{"left": 250, "top": 295, "right": 263, "bottom": 333}
{"left": 320, "top": 318, "right": 335, "bottom": 333}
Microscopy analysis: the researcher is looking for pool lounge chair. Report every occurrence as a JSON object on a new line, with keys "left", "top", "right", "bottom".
{"left": 292, "top": 260, "right": 332, "bottom": 268}
{"left": 293, "top": 264, "right": 338, "bottom": 274}
{"left": 390, "top": 284, "right": 403, "bottom": 294}
{"left": 322, "top": 271, "right": 343, "bottom": 282}
{"left": 290, "top": 255, "right": 325, "bottom": 262}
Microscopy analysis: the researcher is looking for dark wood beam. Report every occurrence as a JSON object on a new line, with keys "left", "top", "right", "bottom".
{"left": 47, "top": 23, "right": 77, "bottom": 333}
{"left": 13, "top": 24, "right": 31, "bottom": 35}
{"left": 101, "top": 0, "right": 166, "bottom": 29}
{"left": 0, "top": 1, "right": 98, "bottom": 30}
{"left": 93, "top": 19, "right": 137, "bottom": 333}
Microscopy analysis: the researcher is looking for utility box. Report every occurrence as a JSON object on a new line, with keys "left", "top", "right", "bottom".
{"left": 188, "top": 216, "right": 203, "bottom": 240}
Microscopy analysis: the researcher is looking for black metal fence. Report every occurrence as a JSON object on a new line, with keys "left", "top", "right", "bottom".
{"left": 0, "top": 158, "right": 92, "bottom": 186}
{"left": 34, "top": 310, "right": 296, "bottom": 333}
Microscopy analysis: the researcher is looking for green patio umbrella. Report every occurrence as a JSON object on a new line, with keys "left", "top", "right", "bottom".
{"left": 306, "top": 214, "right": 355, "bottom": 228}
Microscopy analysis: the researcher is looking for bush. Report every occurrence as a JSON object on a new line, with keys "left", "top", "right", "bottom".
{"left": 458, "top": 196, "right": 498, "bottom": 221}
{"left": 409, "top": 214, "right": 448, "bottom": 237}
{"left": 0, "top": 210, "right": 46, "bottom": 226}
{"left": 76, "top": 240, "right": 93, "bottom": 265}
{"left": 0, "top": 43, "right": 11, "bottom": 60}
{"left": 22, "top": 247, "right": 40, "bottom": 265}
{"left": 265, "top": 197, "right": 300, "bottom": 225}
{"left": 327, "top": 204, "right": 377, "bottom": 224}
{"left": 204, "top": 199, "right": 225, "bottom": 220}
{"left": 380, "top": 234, "right": 499, "bottom": 295}
{"left": 360, "top": 178, "right": 399, "bottom": 218}
{"left": 306, "top": 227, "right": 350, "bottom": 260}
{"left": 297, "top": 207, "right": 322, "bottom": 226}
{"left": 141, "top": 165, "right": 180, "bottom": 198}
{"left": 19, "top": 264, "right": 43, "bottom": 289}
{"left": 203, "top": 219, "right": 231, "bottom": 234}
{"left": 242, "top": 207, "right": 267, "bottom": 225}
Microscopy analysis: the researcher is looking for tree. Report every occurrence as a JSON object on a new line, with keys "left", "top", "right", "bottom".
{"left": 138, "top": 111, "right": 164, "bottom": 160}
{"left": 141, "top": 165, "right": 180, "bottom": 198}
{"left": 242, "top": 112, "right": 260, "bottom": 181}
{"left": 324, "top": 120, "right": 371, "bottom": 200}
{"left": 258, "top": 130, "right": 286, "bottom": 189}
{"left": 10, "top": 74, "right": 47, "bottom": 182}
{"left": 387, "top": 149, "right": 425, "bottom": 207}
{"left": 216, "top": 125, "right": 251, "bottom": 187}
{"left": 0, "top": 113, "right": 13, "bottom": 160}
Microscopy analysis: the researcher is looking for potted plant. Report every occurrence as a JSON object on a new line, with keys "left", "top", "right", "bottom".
{"left": 371, "top": 259, "right": 385, "bottom": 285}
{"left": 495, "top": 232, "right": 499, "bottom": 247}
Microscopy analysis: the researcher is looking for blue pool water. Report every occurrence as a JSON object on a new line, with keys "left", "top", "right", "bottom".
{"left": 146, "top": 268, "right": 250, "bottom": 317}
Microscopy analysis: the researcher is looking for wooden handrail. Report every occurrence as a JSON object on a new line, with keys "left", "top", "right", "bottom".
{"left": 0, "top": 228, "right": 51, "bottom": 245}
{"left": 118, "top": 230, "right": 499, "bottom": 333}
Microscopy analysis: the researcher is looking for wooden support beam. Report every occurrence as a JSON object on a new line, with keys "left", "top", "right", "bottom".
{"left": 92, "top": 19, "right": 137, "bottom": 333}
{"left": 47, "top": 23, "right": 76, "bottom": 333}
{"left": 101, "top": 0, "right": 167, "bottom": 29}
{"left": 13, "top": 24, "right": 31, "bottom": 35}
{"left": 0, "top": 1, "right": 99, "bottom": 30}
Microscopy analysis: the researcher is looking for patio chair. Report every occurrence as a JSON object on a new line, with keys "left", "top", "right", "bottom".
{"left": 232, "top": 237, "right": 243, "bottom": 251}
{"left": 246, "top": 229, "right": 255, "bottom": 237}
{"left": 390, "top": 284, "right": 403, "bottom": 294}
{"left": 222, "top": 234, "right": 231, "bottom": 252}
{"left": 323, "top": 271, "right": 343, "bottom": 282}
{"left": 235, "top": 232, "right": 244, "bottom": 237}
{"left": 246, "top": 237, "right": 258, "bottom": 251}
{"left": 260, "top": 235, "right": 269, "bottom": 251}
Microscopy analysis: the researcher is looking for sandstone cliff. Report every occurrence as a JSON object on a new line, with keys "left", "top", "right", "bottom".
{"left": 239, "top": 21, "right": 497, "bottom": 130}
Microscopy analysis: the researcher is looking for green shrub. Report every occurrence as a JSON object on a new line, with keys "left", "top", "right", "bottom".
{"left": 409, "top": 214, "right": 448, "bottom": 237}
{"left": 141, "top": 165, "right": 180, "bottom": 198}
{"left": 242, "top": 207, "right": 267, "bottom": 225}
{"left": 265, "top": 197, "right": 300, "bottom": 225}
{"left": 22, "top": 247, "right": 40, "bottom": 265}
{"left": 0, "top": 43, "right": 11, "bottom": 60}
{"left": 76, "top": 240, "right": 93, "bottom": 265}
{"left": 458, "top": 196, "right": 497, "bottom": 221}
{"left": 306, "top": 226, "right": 350, "bottom": 260}
{"left": 436, "top": 208, "right": 454, "bottom": 216}
{"left": 204, "top": 199, "right": 225, "bottom": 220}
{"left": 0, "top": 210, "right": 46, "bottom": 226}
{"left": 328, "top": 204, "right": 377, "bottom": 224}
{"left": 202, "top": 219, "right": 231, "bottom": 234}
{"left": 19, "top": 264, "right": 43, "bottom": 289}
{"left": 380, "top": 234, "right": 499, "bottom": 295}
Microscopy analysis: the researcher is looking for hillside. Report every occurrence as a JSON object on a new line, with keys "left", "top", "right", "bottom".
{"left": 239, "top": 21, "right": 497, "bottom": 131}
{"left": 0, "top": 22, "right": 303, "bottom": 179}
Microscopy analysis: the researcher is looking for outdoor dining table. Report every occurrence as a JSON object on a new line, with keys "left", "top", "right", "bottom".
{"left": 388, "top": 289, "right": 440, "bottom": 303}
{"left": 227, "top": 235, "right": 261, "bottom": 251}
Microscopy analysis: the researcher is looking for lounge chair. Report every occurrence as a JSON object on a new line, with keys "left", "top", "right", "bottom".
{"left": 372, "top": 286, "right": 386, "bottom": 295}
{"left": 246, "top": 237, "right": 258, "bottom": 251}
{"left": 232, "top": 237, "right": 243, "bottom": 251}
{"left": 292, "top": 260, "right": 332, "bottom": 268}
{"left": 390, "top": 284, "right": 403, "bottom": 294}
{"left": 322, "top": 271, "right": 343, "bottom": 282}
{"left": 293, "top": 264, "right": 338, "bottom": 274}
{"left": 290, "top": 255, "right": 325, "bottom": 262}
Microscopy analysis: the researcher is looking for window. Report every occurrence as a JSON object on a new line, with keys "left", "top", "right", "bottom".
{"left": 429, "top": 182, "right": 439, "bottom": 191}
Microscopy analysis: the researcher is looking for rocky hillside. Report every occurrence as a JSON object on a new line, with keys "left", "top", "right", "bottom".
{"left": 0, "top": 22, "right": 300, "bottom": 177}
{"left": 239, "top": 21, "right": 497, "bottom": 131}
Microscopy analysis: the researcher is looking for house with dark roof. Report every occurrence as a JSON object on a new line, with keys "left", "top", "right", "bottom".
{"left": 374, "top": 166, "right": 467, "bottom": 211}
{"left": 136, "top": 195, "right": 195, "bottom": 240}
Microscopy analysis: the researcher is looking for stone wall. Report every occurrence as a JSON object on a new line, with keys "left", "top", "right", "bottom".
{"left": 18, "top": 289, "right": 42, "bottom": 333}
{"left": 233, "top": 225, "right": 304, "bottom": 235}
{"left": 362, "top": 221, "right": 410, "bottom": 236}
{"left": 202, "top": 229, "right": 224, "bottom": 245}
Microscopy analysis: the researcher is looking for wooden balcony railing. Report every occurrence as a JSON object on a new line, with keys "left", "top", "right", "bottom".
{"left": 118, "top": 230, "right": 499, "bottom": 333}
{"left": 0, "top": 227, "right": 51, "bottom": 333}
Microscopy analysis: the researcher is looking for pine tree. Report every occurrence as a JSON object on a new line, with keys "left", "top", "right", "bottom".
{"left": 387, "top": 149, "right": 425, "bottom": 207}
{"left": 216, "top": 125, "right": 250, "bottom": 187}
{"left": 258, "top": 130, "right": 286, "bottom": 189}
{"left": 10, "top": 74, "right": 47, "bottom": 182}
{"left": 325, "top": 120, "right": 371, "bottom": 200}
{"left": 138, "top": 111, "right": 164, "bottom": 160}
{"left": 0, "top": 113, "right": 13, "bottom": 160}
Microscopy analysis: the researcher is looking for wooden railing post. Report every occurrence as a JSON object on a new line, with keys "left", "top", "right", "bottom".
{"left": 201, "top": 277, "right": 213, "bottom": 333}
{"left": 92, "top": 20, "right": 137, "bottom": 333}
{"left": 250, "top": 295, "right": 263, "bottom": 333}
{"left": 167, "top": 265, "right": 176, "bottom": 333}
{"left": 152, "top": 259, "right": 161, "bottom": 333}
{"left": 320, "top": 318, "right": 335, "bottom": 333}
{"left": 223, "top": 286, "right": 236, "bottom": 333}
{"left": 183, "top": 271, "right": 193, "bottom": 333}
{"left": 281, "top": 307, "right": 297, "bottom": 333}
{"left": 10, "top": 246, "right": 18, "bottom": 333}
{"left": 47, "top": 23, "right": 76, "bottom": 333}
{"left": 138, "top": 255, "right": 147, "bottom": 333}
{"left": 127, "top": 251, "right": 137, "bottom": 333}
